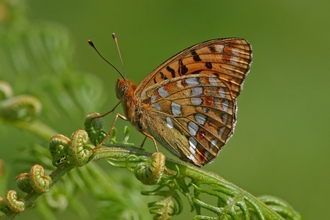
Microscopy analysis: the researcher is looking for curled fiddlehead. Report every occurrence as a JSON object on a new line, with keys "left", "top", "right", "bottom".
{"left": 134, "top": 152, "right": 166, "bottom": 185}
{"left": 149, "top": 196, "right": 177, "bottom": 220}
{"left": 0, "top": 95, "right": 42, "bottom": 121}
{"left": 29, "top": 164, "right": 52, "bottom": 193}
{"left": 15, "top": 173, "right": 33, "bottom": 194}
{"left": 68, "top": 130, "right": 93, "bottom": 167}
{"left": 84, "top": 112, "right": 107, "bottom": 146}
{"left": 5, "top": 190, "right": 25, "bottom": 213}
{"left": 49, "top": 134, "right": 71, "bottom": 167}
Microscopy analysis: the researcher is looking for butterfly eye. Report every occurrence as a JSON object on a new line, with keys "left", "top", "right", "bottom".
{"left": 116, "top": 78, "right": 130, "bottom": 99}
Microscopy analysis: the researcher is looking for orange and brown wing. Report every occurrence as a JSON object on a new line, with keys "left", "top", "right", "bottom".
{"left": 135, "top": 38, "right": 252, "bottom": 166}
{"left": 135, "top": 38, "right": 252, "bottom": 99}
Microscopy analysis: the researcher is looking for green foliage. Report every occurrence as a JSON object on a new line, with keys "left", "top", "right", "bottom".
{"left": 1, "top": 106, "right": 302, "bottom": 219}
{"left": 0, "top": 1, "right": 302, "bottom": 220}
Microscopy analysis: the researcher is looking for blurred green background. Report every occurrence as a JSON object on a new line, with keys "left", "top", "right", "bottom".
{"left": 1, "top": 0, "right": 330, "bottom": 219}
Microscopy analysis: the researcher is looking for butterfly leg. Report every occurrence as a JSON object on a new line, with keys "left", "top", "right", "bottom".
{"left": 92, "top": 101, "right": 122, "bottom": 120}
{"left": 94, "top": 112, "right": 127, "bottom": 149}
{"left": 140, "top": 136, "right": 148, "bottom": 148}
{"left": 141, "top": 131, "right": 159, "bottom": 152}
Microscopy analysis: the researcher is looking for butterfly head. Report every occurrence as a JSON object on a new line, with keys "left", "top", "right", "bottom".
{"left": 116, "top": 78, "right": 129, "bottom": 99}
{"left": 116, "top": 78, "right": 137, "bottom": 100}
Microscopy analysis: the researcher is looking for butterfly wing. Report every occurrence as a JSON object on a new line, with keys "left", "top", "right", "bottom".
{"left": 135, "top": 38, "right": 252, "bottom": 166}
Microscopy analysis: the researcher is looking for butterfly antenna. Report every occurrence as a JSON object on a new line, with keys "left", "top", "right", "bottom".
{"left": 88, "top": 39, "right": 125, "bottom": 79}
{"left": 112, "top": 33, "right": 126, "bottom": 78}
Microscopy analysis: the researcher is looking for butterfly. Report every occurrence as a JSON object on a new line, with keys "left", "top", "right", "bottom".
{"left": 112, "top": 38, "right": 252, "bottom": 167}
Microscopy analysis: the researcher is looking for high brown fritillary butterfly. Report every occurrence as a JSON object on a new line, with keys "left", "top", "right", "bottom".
{"left": 109, "top": 37, "right": 252, "bottom": 166}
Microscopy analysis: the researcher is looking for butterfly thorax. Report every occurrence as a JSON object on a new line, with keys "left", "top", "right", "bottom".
{"left": 116, "top": 78, "right": 147, "bottom": 131}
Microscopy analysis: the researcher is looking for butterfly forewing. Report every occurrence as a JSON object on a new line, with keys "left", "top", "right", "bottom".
{"left": 125, "top": 38, "right": 252, "bottom": 166}
{"left": 135, "top": 38, "right": 252, "bottom": 99}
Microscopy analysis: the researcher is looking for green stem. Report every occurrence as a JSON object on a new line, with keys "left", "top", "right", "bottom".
{"left": 91, "top": 146, "right": 284, "bottom": 219}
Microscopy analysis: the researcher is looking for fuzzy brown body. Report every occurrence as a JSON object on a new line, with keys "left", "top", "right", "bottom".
{"left": 116, "top": 79, "right": 151, "bottom": 135}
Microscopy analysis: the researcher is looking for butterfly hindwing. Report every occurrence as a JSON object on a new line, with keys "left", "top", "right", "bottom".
{"left": 140, "top": 74, "right": 237, "bottom": 166}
